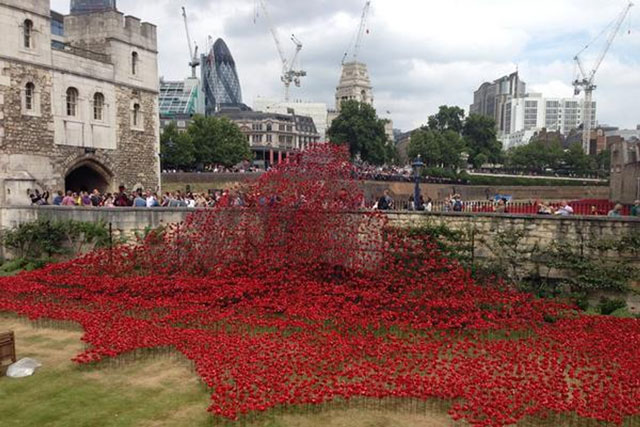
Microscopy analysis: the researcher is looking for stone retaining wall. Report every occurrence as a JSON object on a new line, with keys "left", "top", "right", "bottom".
{"left": 161, "top": 173, "right": 609, "bottom": 202}
{"left": 2, "top": 207, "right": 637, "bottom": 260}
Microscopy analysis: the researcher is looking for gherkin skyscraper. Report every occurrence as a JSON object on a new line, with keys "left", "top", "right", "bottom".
{"left": 70, "top": 0, "right": 117, "bottom": 14}
{"left": 201, "top": 38, "right": 243, "bottom": 116}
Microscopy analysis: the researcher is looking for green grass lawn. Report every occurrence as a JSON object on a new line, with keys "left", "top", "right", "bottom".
{"left": 0, "top": 316, "right": 457, "bottom": 427}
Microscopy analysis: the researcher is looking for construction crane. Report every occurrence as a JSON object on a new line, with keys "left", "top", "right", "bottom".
{"left": 573, "top": 1, "right": 633, "bottom": 153}
{"left": 254, "top": 0, "right": 307, "bottom": 101}
{"left": 342, "top": 0, "right": 371, "bottom": 65}
{"left": 182, "top": 6, "right": 200, "bottom": 78}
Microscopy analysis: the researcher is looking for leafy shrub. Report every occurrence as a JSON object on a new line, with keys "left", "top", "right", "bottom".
{"left": 1, "top": 219, "right": 110, "bottom": 260}
{"left": 597, "top": 298, "right": 627, "bottom": 316}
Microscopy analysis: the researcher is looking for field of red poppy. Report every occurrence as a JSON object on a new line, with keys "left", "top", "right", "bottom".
{"left": 0, "top": 145, "right": 638, "bottom": 427}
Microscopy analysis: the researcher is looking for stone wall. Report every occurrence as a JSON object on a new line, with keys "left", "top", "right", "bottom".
{"left": 161, "top": 172, "right": 610, "bottom": 202}
{"left": 2, "top": 207, "right": 637, "bottom": 255}
{"left": 387, "top": 211, "right": 639, "bottom": 264}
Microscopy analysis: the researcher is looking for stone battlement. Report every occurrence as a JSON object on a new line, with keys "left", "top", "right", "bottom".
{"left": 64, "top": 10, "right": 157, "bottom": 52}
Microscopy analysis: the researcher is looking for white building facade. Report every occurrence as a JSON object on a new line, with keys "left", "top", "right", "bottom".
{"left": 500, "top": 94, "right": 597, "bottom": 149}
{"left": 253, "top": 97, "right": 328, "bottom": 141}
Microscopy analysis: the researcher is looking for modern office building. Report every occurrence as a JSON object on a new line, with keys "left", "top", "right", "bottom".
{"left": 159, "top": 77, "right": 201, "bottom": 132}
{"left": 470, "top": 72, "right": 526, "bottom": 134}
{"left": 217, "top": 110, "right": 321, "bottom": 168}
{"left": 0, "top": 0, "right": 160, "bottom": 206}
{"left": 501, "top": 94, "right": 597, "bottom": 149}
{"left": 253, "top": 97, "right": 328, "bottom": 141}
{"left": 201, "top": 38, "right": 243, "bottom": 115}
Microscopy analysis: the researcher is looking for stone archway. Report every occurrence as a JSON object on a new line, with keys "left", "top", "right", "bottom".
{"left": 65, "top": 160, "right": 113, "bottom": 194}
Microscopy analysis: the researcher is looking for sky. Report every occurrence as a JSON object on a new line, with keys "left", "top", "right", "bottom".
{"left": 51, "top": 0, "right": 640, "bottom": 132}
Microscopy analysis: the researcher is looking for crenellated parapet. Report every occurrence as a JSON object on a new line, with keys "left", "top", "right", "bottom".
{"left": 64, "top": 10, "right": 157, "bottom": 53}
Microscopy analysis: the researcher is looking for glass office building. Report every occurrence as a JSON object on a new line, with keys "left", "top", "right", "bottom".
{"left": 70, "top": 0, "right": 117, "bottom": 14}
{"left": 201, "top": 38, "right": 243, "bottom": 115}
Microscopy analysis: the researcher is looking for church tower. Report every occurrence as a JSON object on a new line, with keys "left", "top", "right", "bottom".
{"left": 335, "top": 62, "right": 373, "bottom": 111}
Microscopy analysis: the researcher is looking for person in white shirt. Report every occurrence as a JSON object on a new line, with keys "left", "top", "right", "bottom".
{"left": 145, "top": 190, "right": 157, "bottom": 208}
{"left": 555, "top": 200, "right": 574, "bottom": 216}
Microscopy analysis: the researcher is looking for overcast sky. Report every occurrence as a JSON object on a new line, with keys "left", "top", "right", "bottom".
{"left": 51, "top": 0, "right": 640, "bottom": 131}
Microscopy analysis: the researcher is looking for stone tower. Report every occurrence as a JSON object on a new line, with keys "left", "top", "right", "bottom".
{"left": 0, "top": 0, "right": 160, "bottom": 206}
{"left": 335, "top": 62, "right": 373, "bottom": 111}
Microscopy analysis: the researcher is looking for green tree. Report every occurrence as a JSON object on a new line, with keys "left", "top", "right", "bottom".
{"left": 327, "top": 100, "right": 395, "bottom": 165}
{"left": 462, "top": 114, "right": 503, "bottom": 166}
{"left": 506, "top": 139, "right": 564, "bottom": 171}
{"left": 473, "top": 153, "right": 489, "bottom": 169}
{"left": 563, "top": 142, "right": 596, "bottom": 174}
{"left": 160, "top": 122, "right": 195, "bottom": 170}
{"left": 428, "top": 106, "right": 465, "bottom": 133}
{"left": 407, "top": 128, "right": 465, "bottom": 169}
{"left": 187, "top": 115, "right": 252, "bottom": 168}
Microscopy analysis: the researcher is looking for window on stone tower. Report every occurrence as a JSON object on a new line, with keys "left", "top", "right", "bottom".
{"left": 66, "top": 87, "right": 78, "bottom": 117}
{"left": 25, "top": 83, "right": 35, "bottom": 111}
{"left": 23, "top": 20, "right": 33, "bottom": 49}
{"left": 93, "top": 93, "right": 104, "bottom": 121}
{"left": 132, "top": 52, "right": 139, "bottom": 75}
{"left": 133, "top": 103, "right": 141, "bottom": 127}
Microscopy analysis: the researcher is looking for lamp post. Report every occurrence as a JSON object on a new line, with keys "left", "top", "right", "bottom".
{"left": 412, "top": 155, "right": 425, "bottom": 211}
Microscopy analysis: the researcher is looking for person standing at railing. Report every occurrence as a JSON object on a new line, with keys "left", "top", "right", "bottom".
{"left": 555, "top": 200, "right": 574, "bottom": 216}
{"left": 608, "top": 204, "right": 624, "bottom": 218}
{"left": 632, "top": 200, "right": 640, "bottom": 217}
{"left": 376, "top": 190, "right": 394, "bottom": 211}
{"left": 537, "top": 201, "right": 553, "bottom": 215}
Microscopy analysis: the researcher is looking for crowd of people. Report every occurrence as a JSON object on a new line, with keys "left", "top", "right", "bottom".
{"left": 29, "top": 185, "right": 640, "bottom": 218}
{"left": 30, "top": 186, "right": 231, "bottom": 209}
{"left": 353, "top": 164, "right": 468, "bottom": 185}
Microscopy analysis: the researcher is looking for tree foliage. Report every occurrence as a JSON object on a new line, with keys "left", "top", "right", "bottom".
{"left": 160, "top": 122, "right": 195, "bottom": 170}
{"left": 327, "top": 100, "right": 395, "bottom": 165}
{"left": 462, "top": 114, "right": 503, "bottom": 167}
{"left": 407, "top": 128, "right": 465, "bottom": 169}
{"left": 160, "top": 116, "right": 251, "bottom": 170}
{"left": 505, "top": 131, "right": 601, "bottom": 176}
{"left": 563, "top": 142, "right": 596, "bottom": 174}
{"left": 188, "top": 116, "right": 252, "bottom": 168}
{"left": 427, "top": 106, "right": 465, "bottom": 133}
{"left": 506, "top": 138, "right": 565, "bottom": 171}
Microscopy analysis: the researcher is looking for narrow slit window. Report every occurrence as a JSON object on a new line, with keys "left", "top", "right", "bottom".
{"left": 25, "top": 83, "right": 35, "bottom": 111}
{"left": 24, "top": 20, "right": 33, "bottom": 49}
{"left": 131, "top": 52, "right": 138, "bottom": 75}
{"left": 133, "top": 103, "right": 141, "bottom": 127}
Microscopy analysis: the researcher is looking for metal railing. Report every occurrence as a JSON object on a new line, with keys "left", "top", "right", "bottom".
{"left": 368, "top": 200, "right": 635, "bottom": 217}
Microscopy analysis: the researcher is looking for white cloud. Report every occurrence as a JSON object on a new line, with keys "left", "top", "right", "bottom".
{"left": 50, "top": 0, "right": 639, "bottom": 130}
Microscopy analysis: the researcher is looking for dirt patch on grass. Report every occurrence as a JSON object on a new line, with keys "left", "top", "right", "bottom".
{"left": 0, "top": 316, "right": 84, "bottom": 367}
{"left": 274, "top": 408, "right": 458, "bottom": 427}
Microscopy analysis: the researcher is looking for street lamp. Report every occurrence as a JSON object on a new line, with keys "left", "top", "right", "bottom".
{"left": 412, "top": 155, "right": 425, "bottom": 211}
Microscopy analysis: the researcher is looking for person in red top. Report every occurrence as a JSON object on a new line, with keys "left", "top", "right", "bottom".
{"left": 114, "top": 185, "right": 132, "bottom": 207}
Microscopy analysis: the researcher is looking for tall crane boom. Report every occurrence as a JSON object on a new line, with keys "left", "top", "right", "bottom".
{"left": 255, "top": 0, "right": 307, "bottom": 101}
{"left": 573, "top": 1, "right": 633, "bottom": 153}
{"left": 182, "top": 6, "right": 200, "bottom": 78}
{"left": 342, "top": 0, "right": 371, "bottom": 64}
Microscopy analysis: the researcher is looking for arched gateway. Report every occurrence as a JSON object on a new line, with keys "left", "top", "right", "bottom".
{"left": 65, "top": 160, "right": 113, "bottom": 194}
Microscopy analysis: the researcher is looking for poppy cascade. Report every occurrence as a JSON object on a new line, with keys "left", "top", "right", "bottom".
{"left": 0, "top": 145, "right": 638, "bottom": 426}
